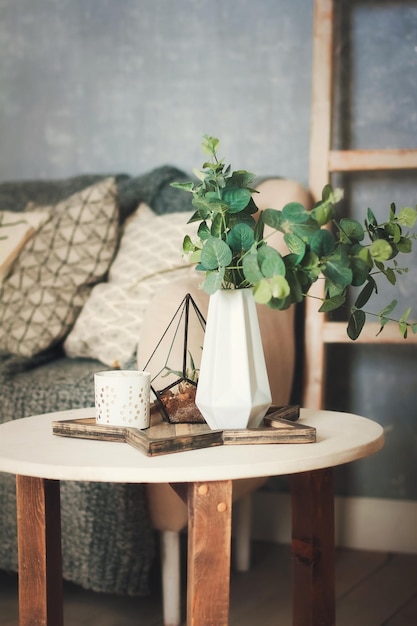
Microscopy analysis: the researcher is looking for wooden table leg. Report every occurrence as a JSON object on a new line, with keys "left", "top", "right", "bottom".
{"left": 16, "top": 475, "right": 64, "bottom": 626}
{"left": 291, "top": 468, "right": 335, "bottom": 626}
{"left": 186, "top": 480, "right": 232, "bottom": 626}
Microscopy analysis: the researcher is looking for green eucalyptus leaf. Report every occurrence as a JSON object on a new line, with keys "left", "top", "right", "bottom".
{"left": 354, "top": 277, "right": 376, "bottom": 309}
{"left": 270, "top": 275, "right": 290, "bottom": 299}
{"left": 319, "top": 294, "right": 346, "bottom": 313}
{"left": 377, "top": 317, "right": 389, "bottom": 334}
{"left": 170, "top": 181, "right": 195, "bottom": 192}
{"left": 253, "top": 279, "right": 272, "bottom": 304}
{"left": 326, "top": 281, "right": 345, "bottom": 298}
{"left": 227, "top": 223, "right": 255, "bottom": 253}
{"left": 400, "top": 307, "right": 412, "bottom": 323}
{"left": 350, "top": 255, "right": 371, "bottom": 286}
{"left": 183, "top": 235, "right": 195, "bottom": 253}
{"left": 284, "top": 268, "right": 304, "bottom": 303}
{"left": 347, "top": 309, "right": 366, "bottom": 340}
{"left": 257, "top": 245, "right": 286, "bottom": 277}
{"left": 321, "top": 184, "right": 344, "bottom": 205}
{"left": 253, "top": 275, "right": 290, "bottom": 304}
{"left": 192, "top": 196, "right": 223, "bottom": 215}
{"left": 229, "top": 213, "right": 256, "bottom": 230}
{"left": 222, "top": 187, "right": 251, "bottom": 213}
{"left": 323, "top": 255, "right": 353, "bottom": 289}
{"left": 197, "top": 221, "right": 211, "bottom": 240}
{"left": 262, "top": 208, "right": 286, "bottom": 231}
{"left": 339, "top": 218, "right": 364, "bottom": 242}
{"left": 370, "top": 239, "right": 393, "bottom": 262}
{"left": 192, "top": 168, "right": 207, "bottom": 182}
{"left": 379, "top": 299, "right": 398, "bottom": 318}
{"left": 254, "top": 211, "right": 265, "bottom": 242}
{"left": 311, "top": 202, "right": 334, "bottom": 226}
{"left": 399, "top": 321, "right": 408, "bottom": 338}
{"left": 385, "top": 221, "right": 402, "bottom": 244}
{"left": 202, "top": 135, "right": 220, "bottom": 156}
{"left": 201, "top": 161, "right": 224, "bottom": 175}
{"left": 187, "top": 209, "right": 206, "bottom": 223}
{"left": 290, "top": 220, "right": 320, "bottom": 241}
{"left": 242, "top": 252, "right": 264, "bottom": 284}
{"left": 367, "top": 207, "right": 378, "bottom": 227}
{"left": 396, "top": 237, "right": 412, "bottom": 254}
{"left": 282, "top": 202, "right": 311, "bottom": 223}
{"left": 310, "top": 229, "right": 335, "bottom": 257}
{"left": 190, "top": 202, "right": 211, "bottom": 220}
{"left": 283, "top": 253, "right": 301, "bottom": 269}
{"left": 189, "top": 249, "right": 201, "bottom": 263}
{"left": 267, "top": 295, "right": 292, "bottom": 310}
{"left": 284, "top": 232, "right": 306, "bottom": 257}
{"left": 385, "top": 267, "right": 396, "bottom": 285}
{"left": 355, "top": 245, "right": 371, "bottom": 266}
{"left": 211, "top": 212, "right": 226, "bottom": 238}
{"left": 321, "top": 184, "right": 333, "bottom": 202}
{"left": 228, "top": 170, "right": 256, "bottom": 188}
{"left": 397, "top": 206, "right": 417, "bottom": 228}
{"left": 205, "top": 190, "right": 222, "bottom": 201}
{"left": 301, "top": 252, "right": 321, "bottom": 282}
{"left": 200, "top": 237, "right": 232, "bottom": 270}
{"left": 244, "top": 196, "right": 259, "bottom": 215}
{"left": 202, "top": 267, "right": 225, "bottom": 294}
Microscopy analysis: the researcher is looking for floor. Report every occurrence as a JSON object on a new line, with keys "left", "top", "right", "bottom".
{"left": 1, "top": 542, "right": 417, "bottom": 625}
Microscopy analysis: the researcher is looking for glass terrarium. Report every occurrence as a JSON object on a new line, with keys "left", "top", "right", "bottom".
{"left": 142, "top": 293, "right": 206, "bottom": 424}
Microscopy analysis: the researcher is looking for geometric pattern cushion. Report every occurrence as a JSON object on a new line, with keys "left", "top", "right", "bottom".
{"left": 64, "top": 203, "right": 196, "bottom": 368}
{"left": 0, "top": 209, "right": 50, "bottom": 281}
{"left": 0, "top": 177, "right": 119, "bottom": 358}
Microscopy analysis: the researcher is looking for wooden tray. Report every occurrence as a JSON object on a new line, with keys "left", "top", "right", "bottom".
{"left": 52, "top": 405, "right": 316, "bottom": 457}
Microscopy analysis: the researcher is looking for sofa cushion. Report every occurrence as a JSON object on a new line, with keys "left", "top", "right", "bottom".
{"left": 64, "top": 203, "right": 197, "bottom": 368}
{"left": 0, "top": 177, "right": 119, "bottom": 357}
{"left": 0, "top": 209, "right": 50, "bottom": 281}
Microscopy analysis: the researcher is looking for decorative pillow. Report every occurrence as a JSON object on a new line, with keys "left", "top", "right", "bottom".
{"left": 64, "top": 203, "right": 197, "bottom": 368}
{"left": 0, "top": 177, "right": 119, "bottom": 357}
{"left": 0, "top": 209, "right": 50, "bottom": 281}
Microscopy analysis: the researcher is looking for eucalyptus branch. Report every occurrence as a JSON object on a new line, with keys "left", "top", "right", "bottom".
{"left": 171, "top": 136, "right": 417, "bottom": 340}
{"left": 303, "top": 292, "right": 417, "bottom": 339}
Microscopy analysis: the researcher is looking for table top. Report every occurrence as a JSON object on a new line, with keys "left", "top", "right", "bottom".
{"left": 0, "top": 407, "right": 384, "bottom": 483}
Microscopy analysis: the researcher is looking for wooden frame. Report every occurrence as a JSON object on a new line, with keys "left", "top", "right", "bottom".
{"left": 304, "top": 0, "right": 417, "bottom": 410}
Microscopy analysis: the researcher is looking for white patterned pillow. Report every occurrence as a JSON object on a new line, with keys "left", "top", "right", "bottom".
{"left": 0, "top": 177, "right": 119, "bottom": 357}
{"left": 64, "top": 204, "right": 197, "bottom": 368}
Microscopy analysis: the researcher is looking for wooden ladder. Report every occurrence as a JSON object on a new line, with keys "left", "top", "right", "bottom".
{"left": 303, "top": 0, "right": 417, "bottom": 409}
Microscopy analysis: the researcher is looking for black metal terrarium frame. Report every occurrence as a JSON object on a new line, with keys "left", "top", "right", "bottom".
{"left": 142, "top": 293, "right": 206, "bottom": 423}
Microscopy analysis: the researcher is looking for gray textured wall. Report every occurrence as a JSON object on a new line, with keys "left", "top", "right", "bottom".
{"left": 0, "top": 0, "right": 313, "bottom": 182}
{"left": 1, "top": 0, "right": 417, "bottom": 501}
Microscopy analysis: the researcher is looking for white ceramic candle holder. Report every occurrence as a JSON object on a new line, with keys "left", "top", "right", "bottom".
{"left": 94, "top": 370, "right": 150, "bottom": 429}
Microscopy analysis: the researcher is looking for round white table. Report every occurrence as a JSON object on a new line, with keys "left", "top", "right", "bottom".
{"left": 0, "top": 407, "right": 384, "bottom": 626}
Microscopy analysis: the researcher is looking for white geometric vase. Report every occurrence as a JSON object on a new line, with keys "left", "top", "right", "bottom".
{"left": 195, "top": 288, "right": 272, "bottom": 430}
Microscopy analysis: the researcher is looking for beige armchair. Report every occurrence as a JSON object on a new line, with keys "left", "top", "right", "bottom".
{"left": 139, "top": 178, "right": 312, "bottom": 626}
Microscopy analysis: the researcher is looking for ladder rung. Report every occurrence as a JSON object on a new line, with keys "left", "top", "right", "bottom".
{"left": 323, "top": 321, "right": 417, "bottom": 344}
{"left": 329, "top": 149, "right": 417, "bottom": 172}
